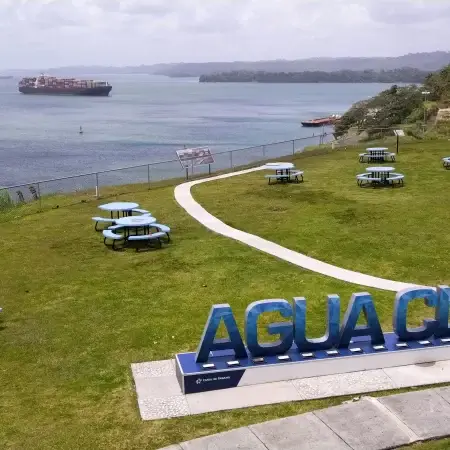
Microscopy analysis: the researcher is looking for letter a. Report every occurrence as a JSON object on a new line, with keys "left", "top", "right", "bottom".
{"left": 195, "top": 304, "right": 247, "bottom": 363}
{"left": 339, "top": 293, "right": 385, "bottom": 347}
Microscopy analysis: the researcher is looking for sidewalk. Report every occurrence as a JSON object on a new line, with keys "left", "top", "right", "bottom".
{"left": 159, "top": 387, "right": 450, "bottom": 449}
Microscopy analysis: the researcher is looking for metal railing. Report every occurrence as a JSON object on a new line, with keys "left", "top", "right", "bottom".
{"left": 0, "top": 132, "right": 332, "bottom": 216}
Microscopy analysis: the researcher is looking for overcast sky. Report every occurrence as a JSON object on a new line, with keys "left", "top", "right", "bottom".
{"left": 1, "top": 0, "right": 450, "bottom": 69}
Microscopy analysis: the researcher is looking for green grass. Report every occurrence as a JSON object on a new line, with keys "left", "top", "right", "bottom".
{"left": 400, "top": 439, "right": 450, "bottom": 449}
{"left": 194, "top": 140, "right": 450, "bottom": 286}
{"left": 1, "top": 140, "right": 449, "bottom": 449}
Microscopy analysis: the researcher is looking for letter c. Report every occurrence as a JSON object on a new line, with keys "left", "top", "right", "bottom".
{"left": 393, "top": 288, "right": 437, "bottom": 341}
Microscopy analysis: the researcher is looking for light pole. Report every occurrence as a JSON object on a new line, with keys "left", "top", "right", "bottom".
{"left": 422, "top": 90, "right": 430, "bottom": 132}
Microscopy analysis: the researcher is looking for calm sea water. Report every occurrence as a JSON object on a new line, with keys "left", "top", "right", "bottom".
{"left": 0, "top": 75, "right": 396, "bottom": 186}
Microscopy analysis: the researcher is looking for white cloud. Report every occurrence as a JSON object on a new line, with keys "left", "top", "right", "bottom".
{"left": 0, "top": 0, "right": 449, "bottom": 69}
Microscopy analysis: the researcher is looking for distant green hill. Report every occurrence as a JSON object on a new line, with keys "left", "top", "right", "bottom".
{"left": 153, "top": 52, "right": 450, "bottom": 78}
{"left": 198, "top": 68, "right": 430, "bottom": 83}
{"left": 8, "top": 51, "right": 446, "bottom": 78}
{"left": 334, "top": 64, "right": 450, "bottom": 139}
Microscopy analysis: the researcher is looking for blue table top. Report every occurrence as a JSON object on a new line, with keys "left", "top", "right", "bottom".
{"left": 98, "top": 202, "right": 139, "bottom": 212}
{"left": 116, "top": 216, "right": 156, "bottom": 227}
{"left": 263, "top": 163, "right": 294, "bottom": 170}
{"left": 366, "top": 166, "right": 395, "bottom": 173}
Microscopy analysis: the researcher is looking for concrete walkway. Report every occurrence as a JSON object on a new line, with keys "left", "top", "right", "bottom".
{"left": 174, "top": 167, "right": 424, "bottom": 292}
{"left": 159, "top": 386, "right": 450, "bottom": 450}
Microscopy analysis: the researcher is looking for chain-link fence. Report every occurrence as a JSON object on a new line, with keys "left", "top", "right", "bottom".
{"left": 0, "top": 132, "right": 331, "bottom": 219}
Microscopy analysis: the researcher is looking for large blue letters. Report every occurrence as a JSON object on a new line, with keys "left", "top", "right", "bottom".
{"left": 434, "top": 286, "right": 450, "bottom": 338}
{"left": 196, "top": 287, "right": 450, "bottom": 362}
{"left": 195, "top": 304, "right": 247, "bottom": 363}
{"left": 245, "top": 300, "right": 293, "bottom": 357}
{"left": 294, "top": 295, "right": 340, "bottom": 351}
{"left": 393, "top": 288, "right": 437, "bottom": 341}
{"left": 339, "top": 293, "right": 385, "bottom": 346}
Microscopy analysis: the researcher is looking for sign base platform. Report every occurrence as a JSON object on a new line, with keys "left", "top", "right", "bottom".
{"left": 176, "top": 333, "right": 450, "bottom": 394}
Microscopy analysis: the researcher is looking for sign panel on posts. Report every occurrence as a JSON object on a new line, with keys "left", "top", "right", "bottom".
{"left": 176, "top": 147, "right": 215, "bottom": 169}
{"left": 394, "top": 129, "right": 405, "bottom": 137}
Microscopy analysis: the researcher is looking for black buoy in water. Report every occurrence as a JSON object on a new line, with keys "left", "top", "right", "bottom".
{"left": 79, "top": 126, "right": 83, "bottom": 135}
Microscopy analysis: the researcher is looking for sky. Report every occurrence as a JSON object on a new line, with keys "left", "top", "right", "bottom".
{"left": 1, "top": 0, "right": 450, "bottom": 69}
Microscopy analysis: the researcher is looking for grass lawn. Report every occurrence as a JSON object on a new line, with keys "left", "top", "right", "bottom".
{"left": 401, "top": 439, "right": 450, "bottom": 449}
{"left": 0, "top": 140, "right": 449, "bottom": 449}
{"left": 194, "top": 139, "right": 450, "bottom": 287}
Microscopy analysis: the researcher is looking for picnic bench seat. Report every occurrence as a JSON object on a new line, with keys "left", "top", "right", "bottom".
{"left": 265, "top": 174, "right": 288, "bottom": 184}
{"left": 290, "top": 171, "right": 304, "bottom": 183}
{"left": 152, "top": 224, "right": 171, "bottom": 241}
{"left": 128, "top": 232, "right": 167, "bottom": 251}
{"left": 356, "top": 174, "right": 381, "bottom": 186}
{"left": 386, "top": 152, "right": 396, "bottom": 162}
{"left": 108, "top": 224, "right": 124, "bottom": 232}
{"left": 102, "top": 230, "right": 124, "bottom": 250}
{"left": 265, "top": 172, "right": 303, "bottom": 184}
{"left": 359, "top": 153, "right": 369, "bottom": 162}
{"left": 132, "top": 208, "right": 150, "bottom": 215}
{"left": 387, "top": 173, "right": 404, "bottom": 186}
{"left": 92, "top": 216, "right": 116, "bottom": 231}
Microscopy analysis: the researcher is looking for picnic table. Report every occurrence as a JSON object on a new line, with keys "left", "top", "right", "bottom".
{"left": 263, "top": 162, "right": 303, "bottom": 184}
{"left": 359, "top": 148, "right": 395, "bottom": 163}
{"left": 98, "top": 202, "right": 139, "bottom": 219}
{"left": 357, "top": 166, "right": 404, "bottom": 187}
{"left": 115, "top": 216, "right": 157, "bottom": 237}
{"left": 443, "top": 157, "right": 450, "bottom": 169}
{"left": 367, "top": 166, "right": 395, "bottom": 183}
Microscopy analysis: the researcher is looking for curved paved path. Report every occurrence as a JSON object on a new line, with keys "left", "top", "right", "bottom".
{"left": 174, "top": 167, "right": 424, "bottom": 292}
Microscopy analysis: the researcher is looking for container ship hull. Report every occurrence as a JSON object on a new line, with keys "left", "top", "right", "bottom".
{"left": 19, "top": 86, "right": 112, "bottom": 96}
{"left": 18, "top": 75, "right": 112, "bottom": 97}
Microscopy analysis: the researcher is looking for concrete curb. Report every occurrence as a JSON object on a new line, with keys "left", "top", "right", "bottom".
{"left": 158, "top": 386, "right": 450, "bottom": 450}
{"left": 174, "top": 166, "right": 426, "bottom": 292}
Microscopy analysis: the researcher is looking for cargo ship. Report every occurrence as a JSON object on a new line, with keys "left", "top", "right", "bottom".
{"left": 18, "top": 75, "right": 112, "bottom": 96}
{"left": 301, "top": 114, "right": 341, "bottom": 127}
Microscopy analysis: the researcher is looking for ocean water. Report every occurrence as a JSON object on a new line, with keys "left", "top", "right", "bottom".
{"left": 0, "top": 74, "right": 397, "bottom": 186}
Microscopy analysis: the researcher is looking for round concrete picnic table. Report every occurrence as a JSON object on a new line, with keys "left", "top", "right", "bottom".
{"left": 116, "top": 216, "right": 157, "bottom": 237}
{"left": 366, "top": 166, "right": 395, "bottom": 183}
{"left": 99, "top": 202, "right": 139, "bottom": 219}
{"left": 367, "top": 148, "right": 389, "bottom": 152}
{"left": 264, "top": 162, "right": 295, "bottom": 183}
{"left": 264, "top": 162, "right": 294, "bottom": 170}
{"left": 366, "top": 148, "right": 390, "bottom": 163}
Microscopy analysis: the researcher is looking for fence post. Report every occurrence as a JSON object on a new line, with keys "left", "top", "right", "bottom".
{"left": 95, "top": 173, "right": 99, "bottom": 198}
{"left": 37, "top": 182, "right": 42, "bottom": 211}
{"left": 230, "top": 151, "right": 233, "bottom": 169}
{"left": 208, "top": 164, "right": 211, "bottom": 175}
{"left": 185, "top": 167, "right": 189, "bottom": 181}
{"left": 292, "top": 140, "right": 295, "bottom": 155}
{"left": 262, "top": 145, "right": 266, "bottom": 158}
{"left": 147, "top": 164, "right": 151, "bottom": 188}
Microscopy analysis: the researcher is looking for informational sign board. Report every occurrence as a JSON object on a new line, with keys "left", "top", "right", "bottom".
{"left": 176, "top": 147, "right": 215, "bottom": 169}
{"left": 394, "top": 129, "right": 405, "bottom": 137}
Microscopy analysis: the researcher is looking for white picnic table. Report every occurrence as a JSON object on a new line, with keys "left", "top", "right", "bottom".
{"left": 116, "top": 216, "right": 157, "bottom": 237}
{"left": 99, "top": 202, "right": 139, "bottom": 219}
{"left": 366, "top": 166, "right": 395, "bottom": 182}
{"left": 359, "top": 148, "right": 395, "bottom": 163}
{"left": 263, "top": 162, "right": 303, "bottom": 184}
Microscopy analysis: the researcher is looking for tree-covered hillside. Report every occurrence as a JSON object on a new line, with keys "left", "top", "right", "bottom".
{"left": 199, "top": 68, "right": 429, "bottom": 83}
{"left": 334, "top": 64, "right": 450, "bottom": 139}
